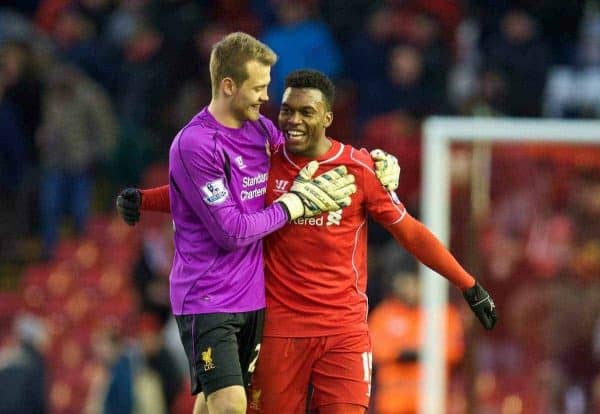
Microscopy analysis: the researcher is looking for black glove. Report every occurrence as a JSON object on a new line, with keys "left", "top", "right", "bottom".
{"left": 463, "top": 282, "right": 497, "bottom": 330}
{"left": 116, "top": 188, "right": 142, "bottom": 226}
{"left": 396, "top": 349, "right": 419, "bottom": 363}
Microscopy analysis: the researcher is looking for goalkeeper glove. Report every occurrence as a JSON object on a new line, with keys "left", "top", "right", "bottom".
{"left": 370, "top": 149, "right": 400, "bottom": 192}
{"left": 116, "top": 188, "right": 142, "bottom": 226}
{"left": 463, "top": 282, "right": 497, "bottom": 330}
{"left": 276, "top": 161, "right": 356, "bottom": 220}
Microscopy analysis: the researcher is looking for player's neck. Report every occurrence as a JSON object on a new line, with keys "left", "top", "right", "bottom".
{"left": 299, "top": 136, "right": 332, "bottom": 159}
{"left": 208, "top": 98, "right": 243, "bottom": 129}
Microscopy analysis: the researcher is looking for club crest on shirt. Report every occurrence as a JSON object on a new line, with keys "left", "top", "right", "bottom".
{"left": 202, "top": 178, "right": 228, "bottom": 205}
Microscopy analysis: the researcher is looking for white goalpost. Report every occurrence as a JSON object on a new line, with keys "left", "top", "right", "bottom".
{"left": 419, "top": 117, "right": 600, "bottom": 414}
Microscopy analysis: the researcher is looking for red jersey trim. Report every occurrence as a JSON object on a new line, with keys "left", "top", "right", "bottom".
{"left": 350, "top": 147, "right": 377, "bottom": 177}
{"left": 282, "top": 146, "right": 302, "bottom": 170}
{"left": 282, "top": 140, "right": 346, "bottom": 170}
{"left": 390, "top": 208, "right": 407, "bottom": 225}
{"left": 319, "top": 142, "right": 345, "bottom": 165}
{"left": 352, "top": 219, "right": 369, "bottom": 323}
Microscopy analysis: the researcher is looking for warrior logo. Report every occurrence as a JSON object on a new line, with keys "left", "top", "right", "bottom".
{"left": 274, "top": 180, "right": 289, "bottom": 192}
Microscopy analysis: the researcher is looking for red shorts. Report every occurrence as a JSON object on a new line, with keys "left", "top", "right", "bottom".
{"left": 247, "top": 331, "right": 372, "bottom": 414}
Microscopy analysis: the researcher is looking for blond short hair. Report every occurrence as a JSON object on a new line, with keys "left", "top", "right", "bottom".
{"left": 209, "top": 32, "right": 278, "bottom": 97}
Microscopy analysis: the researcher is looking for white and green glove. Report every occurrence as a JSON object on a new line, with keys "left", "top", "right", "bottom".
{"left": 370, "top": 149, "right": 400, "bottom": 192}
{"left": 276, "top": 161, "right": 357, "bottom": 220}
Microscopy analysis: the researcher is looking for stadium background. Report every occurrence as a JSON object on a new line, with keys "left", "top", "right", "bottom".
{"left": 1, "top": 0, "right": 600, "bottom": 413}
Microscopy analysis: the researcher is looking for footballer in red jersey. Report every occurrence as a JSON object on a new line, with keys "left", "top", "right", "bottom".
{"left": 247, "top": 71, "right": 494, "bottom": 414}
{"left": 116, "top": 70, "right": 496, "bottom": 414}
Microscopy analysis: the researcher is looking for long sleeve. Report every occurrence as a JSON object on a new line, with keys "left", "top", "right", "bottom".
{"left": 166, "top": 108, "right": 275, "bottom": 314}
{"left": 140, "top": 185, "right": 171, "bottom": 212}
{"left": 386, "top": 213, "right": 476, "bottom": 291}
{"left": 170, "top": 129, "right": 288, "bottom": 251}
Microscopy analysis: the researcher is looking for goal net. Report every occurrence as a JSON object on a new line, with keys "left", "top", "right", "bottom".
{"left": 420, "top": 117, "right": 600, "bottom": 414}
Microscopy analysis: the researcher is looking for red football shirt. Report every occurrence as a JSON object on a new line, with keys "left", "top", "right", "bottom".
{"left": 263, "top": 139, "right": 406, "bottom": 337}
{"left": 138, "top": 139, "right": 476, "bottom": 335}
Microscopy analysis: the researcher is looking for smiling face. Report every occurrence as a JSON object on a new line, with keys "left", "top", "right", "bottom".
{"left": 228, "top": 59, "right": 271, "bottom": 122}
{"left": 278, "top": 87, "right": 333, "bottom": 158}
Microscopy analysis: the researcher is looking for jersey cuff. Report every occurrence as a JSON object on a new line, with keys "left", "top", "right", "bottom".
{"left": 275, "top": 200, "right": 292, "bottom": 221}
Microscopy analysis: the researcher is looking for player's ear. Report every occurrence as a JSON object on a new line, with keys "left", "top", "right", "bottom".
{"left": 323, "top": 111, "right": 333, "bottom": 128}
{"left": 222, "top": 77, "right": 236, "bottom": 97}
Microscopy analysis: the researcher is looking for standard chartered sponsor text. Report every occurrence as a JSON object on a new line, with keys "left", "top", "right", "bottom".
{"left": 241, "top": 186, "right": 267, "bottom": 200}
{"left": 241, "top": 173, "right": 269, "bottom": 200}
{"left": 243, "top": 173, "right": 268, "bottom": 187}
{"left": 293, "top": 216, "right": 324, "bottom": 226}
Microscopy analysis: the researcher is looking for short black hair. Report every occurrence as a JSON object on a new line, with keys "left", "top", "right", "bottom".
{"left": 284, "top": 69, "right": 335, "bottom": 110}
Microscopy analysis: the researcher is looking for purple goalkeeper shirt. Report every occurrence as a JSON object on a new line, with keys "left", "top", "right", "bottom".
{"left": 168, "top": 107, "right": 286, "bottom": 315}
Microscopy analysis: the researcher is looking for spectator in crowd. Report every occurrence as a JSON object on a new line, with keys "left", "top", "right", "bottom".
{"left": 261, "top": 0, "right": 342, "bottom": 104}
{"left": 144, "top": 0, "right": 206, "bottom": 114}
{"left": 483, "top": 8, "right": 550, "bottom": 117}
{"left": 76, "top": 0, "right": 116, "bottom": 38}
{"left": 169, "top": 23, "right": 228, "bottom": 131}
{"left": 459, "top": 67, "right": 508, "bottom": 116}
{"left": 137, "top": 312, "right": 183, "bottom": 412}
{"left": 37, "top": 64, "right": 116, "bottom": 259}
{"left": 0, "top": 40, "right": 43, "bottom": 168}
{"left": 0, "top": 71, "right": 26, "bottom": 199}
{"left": 319, "top": 0, "right": 374, "bottom": 48}
{"left": 405, "top": 12, "right": 452, "bottom": 98}
{"left": 51, "top": 8, "right": 112, "bottom": 87}
{"left": 345, "top": 6, "right": 395, "bottom": 87}
{"left": 101, "top": 0, "right": 149, "bottom": 50}
{"left": 88, "top": 321, "right": 178, "bottom": 414}
{"left": 132, "top": 221, "right": 174, "bottom": 324}
{"left": 360, "top": 43, "right": 444, "bottom": 123}
{"left": 209, "top": 0, "right": 261, "bottom": 36}
{"left": 90, "top": 327, "right": 137, "bottom": 414}
{"left": 0, "top": 313, "right": 49, "bottom": 414}
{"left": 0, "top": 39, "right": 47, "bottom": 249}
{"left": 114, "top": 23, "right": 170, "bottom": 138}
{"left": 369, "top": 269, "right": 465, "bottom": 414}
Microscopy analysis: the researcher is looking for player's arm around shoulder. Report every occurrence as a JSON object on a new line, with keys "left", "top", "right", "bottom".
{"left": 170, "top": 125, "right": 225, "bottom": 174}
{"left": 349, "top": 146, "right": 406, "bottom": 225}
{"left": 171, "top": 125, "right": 291, "bottom": 249}
{"left": 169, "top": 125, "right": 237, "bottom": 208}
{"left": 347, "top": 146, "right": 377, "bottom": 187}
{"left": 169, "top": 127, "right": 236, "bottom": 238}
{"left": 350, "top": 146, "right": 400, "bottom": 194}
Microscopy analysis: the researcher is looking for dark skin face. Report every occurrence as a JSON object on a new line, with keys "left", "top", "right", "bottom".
{"left": 278, "top": 87, "right": 333, "bottom": 158}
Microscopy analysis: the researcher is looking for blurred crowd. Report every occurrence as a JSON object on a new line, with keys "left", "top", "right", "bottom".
{"left": 1, "top": 0, "right": 600, "bottom": 413}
